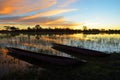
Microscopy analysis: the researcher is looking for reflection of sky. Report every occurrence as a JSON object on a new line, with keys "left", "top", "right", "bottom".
{"left": 0, "top": 34, "right": 72, "bottom": 57}
{"left": 0, "top": 33, "right": 120, "bottom": 53}
{"left": 64, "top": 34, "right": 120, "bottom": 53}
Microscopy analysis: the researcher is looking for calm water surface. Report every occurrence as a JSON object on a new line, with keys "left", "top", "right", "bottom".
{"left": 0, "top": 33, "right": 120, "bottom": 76}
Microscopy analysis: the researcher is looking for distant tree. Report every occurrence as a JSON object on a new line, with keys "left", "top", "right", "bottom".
{"left": 66, "top": 28, "right": 70, "bottom": 30}
{"left": 48, "top": 27, "right": 51, "bottom": 29}
{"left": 10, "top": 26, "right": 19, "bottom": 31}
{"left": 4, "top": 26, "right": 19, "bottom": 31}
{"left": 27, "top": 27, "right": 31, "bottom": 30}
{"left": 4, "top": 26, "right": 10, "bottom": 31}
{"left": 34, "top": 25, "right": 42, "bottom": 30}
{"left": 83, "top": 26, "right": 87, "bottom": 31}
{"left": 101, "top": 29, "right": 105, "bottom": 31}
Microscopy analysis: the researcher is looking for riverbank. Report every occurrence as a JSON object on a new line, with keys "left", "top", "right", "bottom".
{"left": 0, "top": 29, "right": 120, "bottom": 34}
{"left": 1, "top": 53, "right": 120, "bottom": 80}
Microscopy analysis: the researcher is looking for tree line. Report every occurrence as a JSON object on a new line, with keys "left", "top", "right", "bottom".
{"left": 0, "top": 25, "right": 120, "bottom": 34}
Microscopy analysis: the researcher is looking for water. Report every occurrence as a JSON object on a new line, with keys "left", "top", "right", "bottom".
{"left": 0, "top": 33, "right": 120, "bottom": 77}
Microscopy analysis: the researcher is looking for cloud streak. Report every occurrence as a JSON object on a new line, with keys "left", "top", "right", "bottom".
{"left": 58, "top": 0, "right": 77, "bottom": 8}
{"left": 22, "top": 9, "right": 77, "bottom": 20}
{"left": 0, "top": 0, "right": 79, "bottom": 28}
{"left": 0, "top": 0, "right": 57, "bottom": 15}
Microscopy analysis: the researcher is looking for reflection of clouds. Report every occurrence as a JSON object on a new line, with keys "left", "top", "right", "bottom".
{"left": 0, "top": 34, "right": 71, "bottom": 57}
{"left": 0, "top": 33, "right": 120, "bottom": 54}
{"left": 65, "top": 34, "right": 120, "bottom": 53}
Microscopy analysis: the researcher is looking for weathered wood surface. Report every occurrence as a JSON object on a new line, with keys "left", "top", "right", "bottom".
{"left": 52, "top": 43, "right": 110, "bottom": 57}
{"left": 7, "top": 47, "right": 87, "bottom": 66}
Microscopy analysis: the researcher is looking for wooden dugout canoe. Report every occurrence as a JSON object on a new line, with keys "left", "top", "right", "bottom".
{"left": 6, "top": 47, "right": 87, "bottom": 66}
{"left": 52, "top": 43, "right": 110, "bottom": 57}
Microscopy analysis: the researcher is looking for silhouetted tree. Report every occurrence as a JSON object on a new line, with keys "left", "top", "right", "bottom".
{"left": 34, "top": 25, "right": 42, "bottom": 30}
{"left": 83, "top": 26, "right": 87, "bottom": 31}
{"left": 27, "top": 27, "right": 31, "bottom": 30}
{"left": 10, "top": 26, "right": 19, "bottom": 31}
{"left": 4, "top": 26, "right": 10, "bottom": 31}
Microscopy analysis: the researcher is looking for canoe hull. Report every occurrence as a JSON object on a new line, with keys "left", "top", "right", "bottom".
{"left": 52, "top": 43, "right": 110, "bottom": 57}
{"left": 7, "top": 47, "right": 87, "bottom": 66}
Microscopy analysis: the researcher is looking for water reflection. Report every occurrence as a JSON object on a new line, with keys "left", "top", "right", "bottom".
{"left": 0, "top": 33, "right": 120, "bottom": 54}
{"left": 0, "top": 48, "right": 34, "bottom": 77}
{"left": 0, "top": 33, "right": 120, "bottom": 76}
{"left": 0, "top": 34, "right": 71, "bottom": 57}
{"left": 64, "top": 34, "right": 120, "bottom": 53}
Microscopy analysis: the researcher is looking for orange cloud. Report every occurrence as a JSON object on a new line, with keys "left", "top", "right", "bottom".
{"left": 0, "top": 0, "right": 79, "bottom": 29}
{"left": 0, "top": 0, "right": 14, "bottom": 14}
{"left": 0, "top": 16, "right": 80, "bottom": 29}
{"left": 21, "top": 9, "right": 77, "bottom": 20}
{"left": 14, "top": 0, "right": 57, "bottom": 15}
{"left": 45, "top": 17, "right": 65, "bottom": 24}
{"left": 0, "top": 0, "right": 57, "bottom": 15}
{"left": 45, "top": 21, "right": 80, "bottom": 28}
{"left": 0, "top": 7, "right": 13, "bottom": 14}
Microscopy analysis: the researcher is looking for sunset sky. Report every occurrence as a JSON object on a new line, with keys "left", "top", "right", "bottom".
{"left": 0, "top": 0, "right": 120, "bottom": 29}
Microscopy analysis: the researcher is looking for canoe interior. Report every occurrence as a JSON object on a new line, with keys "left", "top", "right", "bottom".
{"left": 6, "top": 47, "right": 87, "bottom": 66}
{"left": 52, "top": 43, "right": 110, "bottom": 57}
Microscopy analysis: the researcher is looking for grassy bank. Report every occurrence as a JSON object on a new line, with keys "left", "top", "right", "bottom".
{"left": 1, "top": 53, "right": 120, "bottom": 80}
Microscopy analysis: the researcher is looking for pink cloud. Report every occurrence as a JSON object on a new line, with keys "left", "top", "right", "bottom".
{"left": 0, "top": 0, "right": 79, "bottom": 28}
{"left": 0, "top": 0, "right": 57, "bottom": 15}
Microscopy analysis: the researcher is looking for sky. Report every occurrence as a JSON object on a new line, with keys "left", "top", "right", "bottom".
{"left": 0, "top": 0, "right": 120, "bottom": 29}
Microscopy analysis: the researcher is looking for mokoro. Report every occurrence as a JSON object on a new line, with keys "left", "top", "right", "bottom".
{"left": 6, "top": 47, "right": 87, "bottom": 66}
{"left": 52, "top": 43, "right": 110, "bottom": 57}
